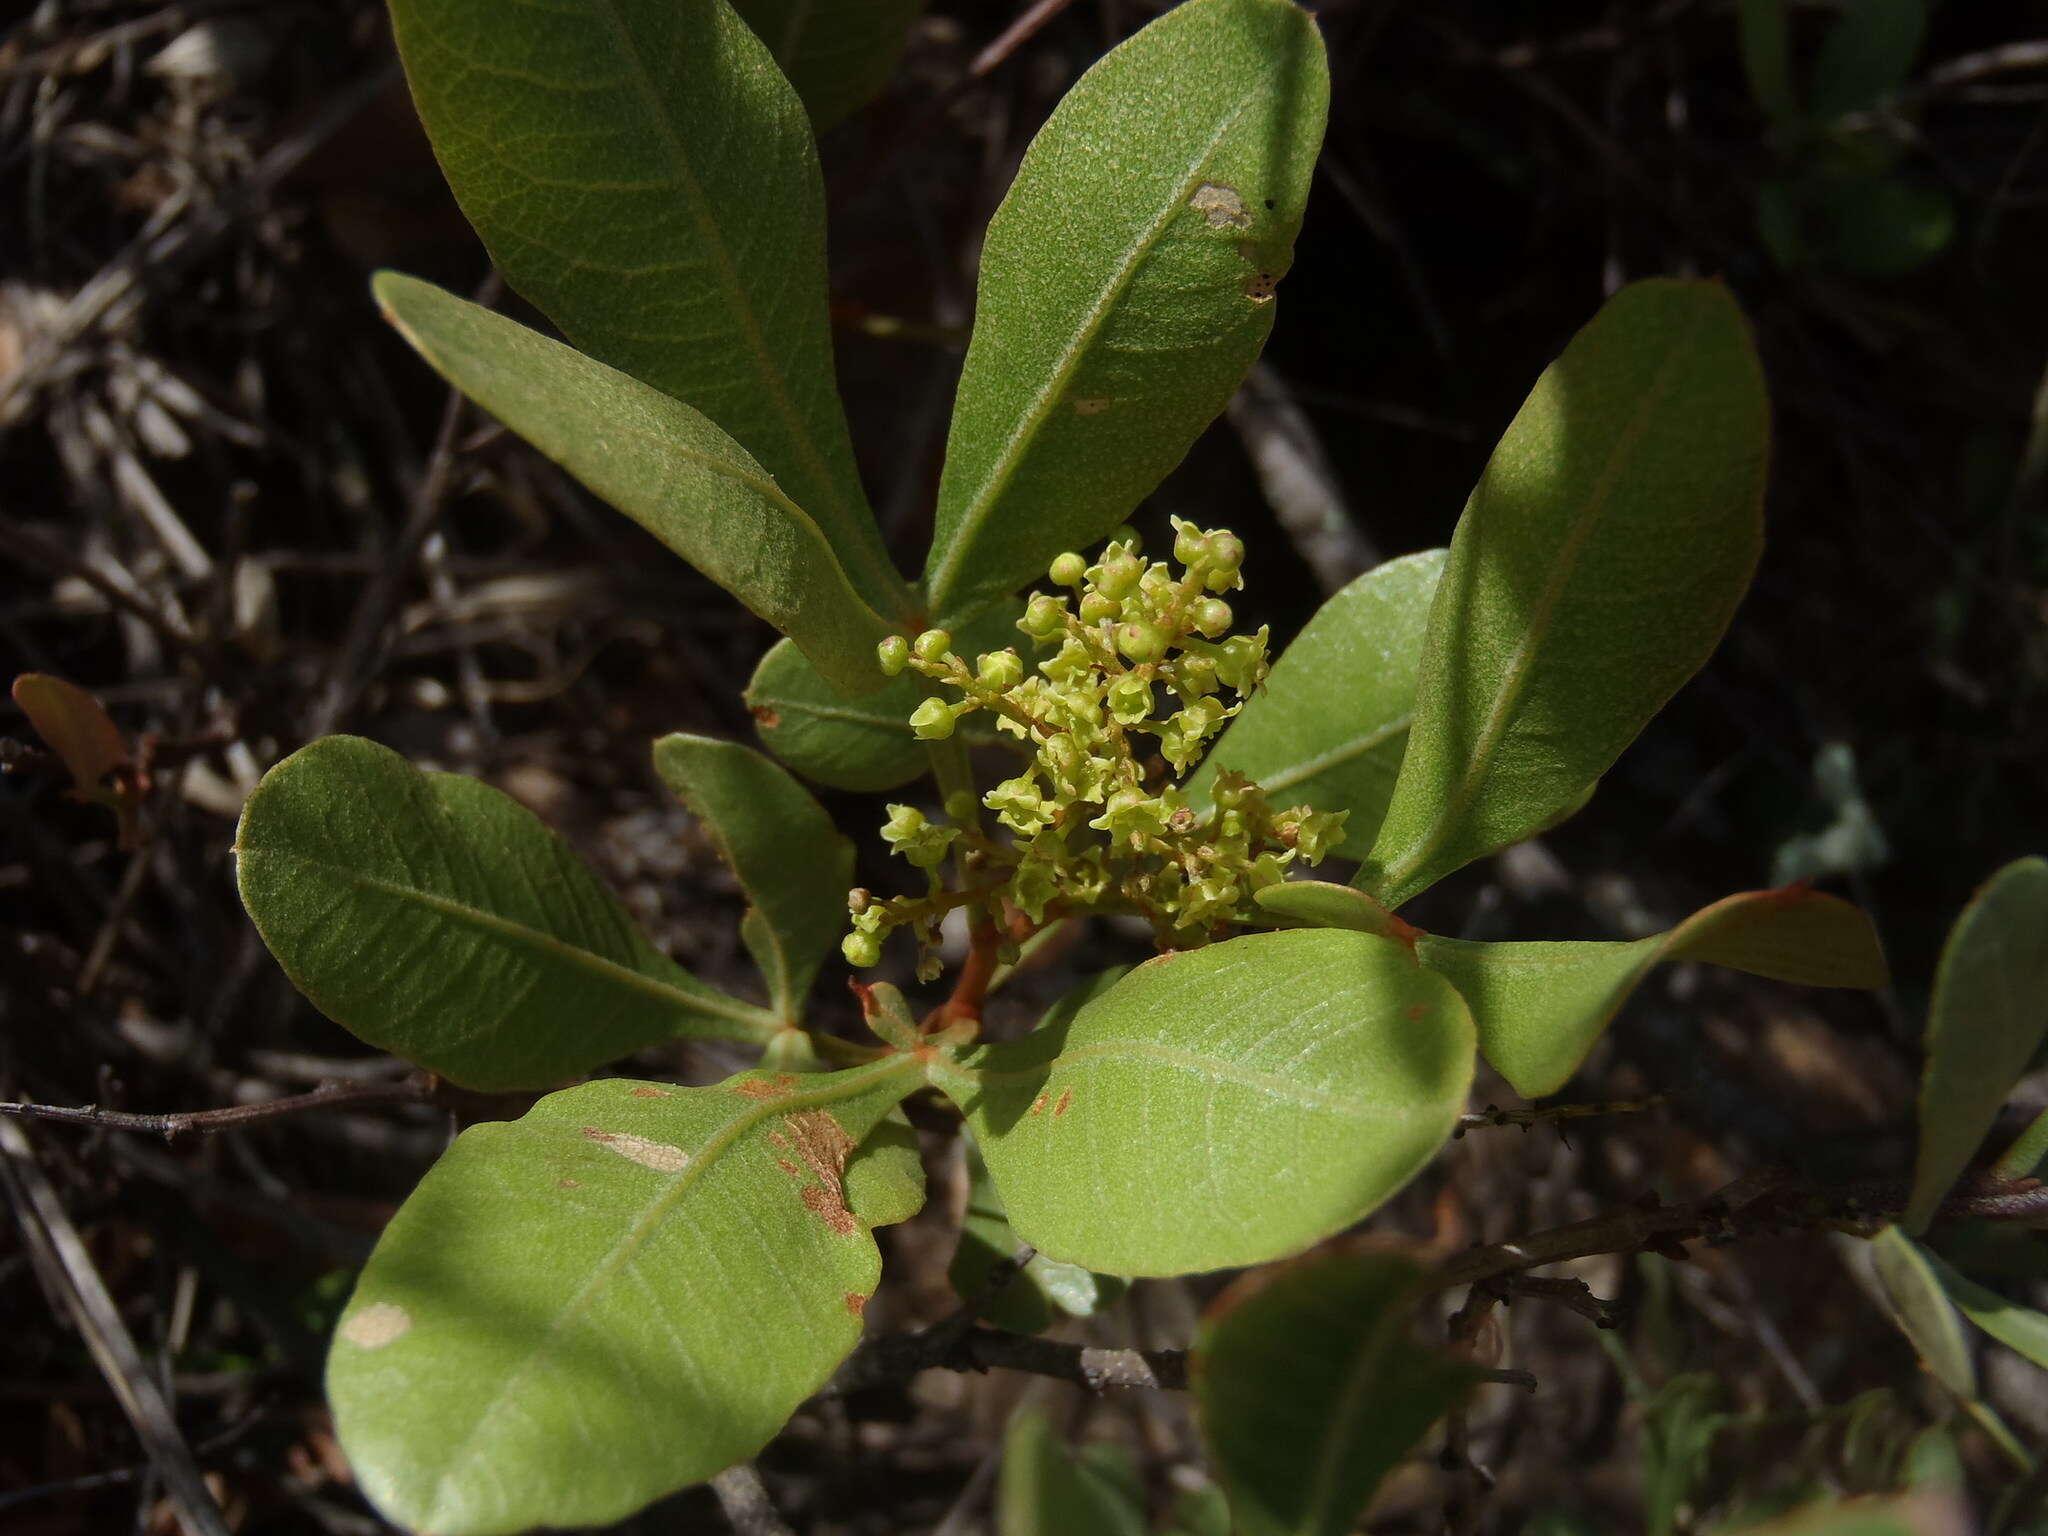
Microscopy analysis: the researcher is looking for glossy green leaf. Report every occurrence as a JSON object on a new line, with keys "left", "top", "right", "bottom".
{"left": 236, "top": 736, "right": 774, "bottom": 1091}
{"left": 376, "top": 274, "right": 894, "bottom": 697}
{"left": 731, "top": 0, "right": 923, "bottom": 131}
{"left": 998, "top": 1408, "right": 1147, "bottom": 1536}
{"left": 1187, "top": 549, "right": 1445, "bottom": 842}
{"left": 921, "top": 0, "right": 1329, "bottom": 625}
{"left": 1905, "top": 857, "right": 2048, "bottom": 1233}
{"left": 386, "top": 0, "right": 904, "bottom": 611}
{"left": 931, "top": 928, "right": 1475, "bottom": 1275}
{"left": 1415, "top": 885, "right": 1888, "bottom": 1099}
{"left": 843, "top": 1108, "right": 927, "bottom": 1229}
{"left": 951, "top": 1138, "right": 1126, "bottom": 1335}
{"left": 1360, "top": 280, "right": 1768, "bottom": 910}
{"left": 653, "top": 733, "right": 853, "bottom": 1020}
{"left": 1809, "top": 0, "right": 1928, "bottom": 120}
{"left": 744, "top": 601, "right": 1025, "bottom": 792}
{"left": 1195, "top": 1247, "right": 1480, "bottom": 1536}
{"left": 1867, "top": 1226, "right": 1976, "bottom": 1398}
{"left": 1915, "top": 1243, "right": 2048, "bottom": 1373}
{"left": 329, "top": 1060, "right": 922, "bottom": 1535}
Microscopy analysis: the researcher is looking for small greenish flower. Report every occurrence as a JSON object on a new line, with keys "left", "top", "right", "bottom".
{"left": 985, "top": 773, "right": 1053, "bottom": 835}
{"left": 909, "top": 698, "right": 957, "bottom": 740}
{"left": 1049, "top": 551, "right": 1087, "bottom": 587}
{"left": 912, "top": 628, "right": 953, "bottom": 664}
{"left": 842, "top": 930, "right": 883, "bottom": 967}
{"left": 876, "top": 635, "right": 910, "bottom": 676}
{"left": 977, "top": 649, "right": 1025, "bottom": 690}
{"left": 1106, "top": 673, "right": 1152, "bottom": 726}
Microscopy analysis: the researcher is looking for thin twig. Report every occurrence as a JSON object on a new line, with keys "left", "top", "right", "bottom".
{"left": 0, "top": 1074, "right": 446, "bottom": 1142}
{"left": 1455, "top": 1096, "right": 1666, "bottom": 1137}
{"left": 830, "top": 1323, "right": 1185, "bottom": 1396}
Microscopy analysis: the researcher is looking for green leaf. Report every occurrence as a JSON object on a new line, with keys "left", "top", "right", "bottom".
{"left": 1187, "top": 549, "right": 1445, "bottom": 841}
{"left": 1252, "top": 879, "right": 1410, "bottom": 941}
{"left": 921, "top": 0, "right": 1329, "bottom": 625}
{"left": 998, "top": 1408, "right": 1148, "bottom": 1536}
{"left": 1737, "top": 0, "right": 1799, "bottom": 130}
{"left": 745, "top": 600, "right": 1026, "bottom": 792}
{"left": 1416, "top": 884, "right": 1889, "bottom": 1099}
{"left": 329, "top": 1061, "right": 922, "bottom": 1535}
{"left": 1195, "top": 1246, "right": 1480, "bottom": 1536}
{"left": 730, "top": 0, "right": 924, "bottom": 131}
{"left": 653, "top": 733, "right": 854, "bottom": 1020}
{"left": 951, "top": 1138, "right": 1126, "bottom": 1335}
{"left": 1906, "top": 857, "right": 2048, "bottom": 1233}
{"left": 1865, "top": 1226, "right": 1976, "bottom": 1398}
{"left": 931, "top": 928, "right": 1474, "bottom": 1275}
{"left": 1914, "top": 1243, "right": 2048, "bottom": 1374}
{"left": 385, "top": 0, "right": 904, "bottom": 611}
{"left": 376, "top": 274, "right": 894, "bottom": 698}
{"left": 236, "top": 736, "right": 774, "bottom": 1091}
{"left": 1809, "top": 0, "right": 1929, "bottom": 121}
{"left": 1360, "top": 280, "right": 1769, "bottom": 910}
{"left": 844, "top": 1108, "right": 927, "bottom": 1228}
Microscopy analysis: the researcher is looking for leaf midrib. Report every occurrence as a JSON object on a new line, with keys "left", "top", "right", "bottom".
{"left": 245, "top": 848, "right": 772, "bottom": 1035}
{"left": 924, "top": 51, "right": 1284, "bottom": 616}
{"left": 967, "top": 1035, "right": 1434, "bottom": 1119}
{"left": 589, "top": 0, "right": 839, "bottom": 522}
{"left": 1375, "top": 300, "right": 1709, "bottom": 899}
{"left": 422, "top": 1054, "right": 922, "bottom": 1526}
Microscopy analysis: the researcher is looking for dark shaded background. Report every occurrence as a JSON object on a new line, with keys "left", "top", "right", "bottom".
{"left": 4, "top": 1, "right": 2046, "bottom": 1531}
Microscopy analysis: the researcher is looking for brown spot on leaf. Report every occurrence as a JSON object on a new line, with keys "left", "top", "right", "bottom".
{"left": 776, "top": 1158, "right": 801, "bottom": 1178}
{"left": 1190, "top": 182, "right": 1250, "bottom": 229}
{"left": 1029, "top": 1094, "right": 1049, "bottom": 1117}
{"left": 1053, "top": 1087, "right": 1073, "bottom": 1118}
{"left": 582, "top": 1127, "right": 690, "bottom": 1173}
{"left": 341, "top": 1302, "right": 411, "bottom": 1349}
{"left": 750, "top": 703, "right": 781, "bottom": 729}
{"left": 733, "top": 1075, "right": 798, "bottom": 1101}
{"left": 1072, "top": 396, "right": 1111, "bottom": 416}
{"left": 1243, "top": 272, "right": 1278, "bottom": 302}
{"left": 781, "top": 1109, "right": 859, "bottom": 1236}
{"left": 630, "top": 1086, "right": 672, "bottom": 1098}
{"left": 1405, "top": 1003, "right": 1429, "bottom": 1022}
{"left": 844, "top": 1292, "right": 868, "bottom": 1318}
{"left": 558, "top": 1177, "right": 581, "bottom": 1189}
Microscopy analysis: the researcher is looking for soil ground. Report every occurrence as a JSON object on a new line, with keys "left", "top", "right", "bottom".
{"left": 4, "top": 2, "right": 2047, "bottom": 1532}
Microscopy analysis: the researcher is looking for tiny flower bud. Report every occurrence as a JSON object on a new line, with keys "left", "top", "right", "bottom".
{"left": 1115, "top": 620, "right": 1169, "bottom": 664}
{"left": 1049, "top": 552, "right": 1087, "bottom": 587}
{"left": 842, "top": 931, "right": 882, "bottom": 968}
{"left": 909, "top": 698, "right": 956, "bottom": 739}
{"left": 1095, "top": 554, "right": 1142, "bottom": 600}
{"left": 912, "top": 628, "right": 953, "bottom": 664}
{"left": 1021, "top": 593, "right": 1065, "bottom": 638}
{"left": 977, "top": 650, "right": 1024, "bottom": 690}
{"left": 1172, "top": 517, "right": 1206, "bottom": 568}
{"left": 1079, "top": 592, "right": 1120, "bottom": 625}
{"left": 1192, "top": 598, "right": 1233, "bottom": 637}
{"left": 876, "top": 635, "right": 910, "bottom": 676}
{"left": 848, "top": 887, "right": 872, "bottom": 915}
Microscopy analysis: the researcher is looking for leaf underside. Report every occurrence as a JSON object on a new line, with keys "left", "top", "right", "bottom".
{"left": 329, "top": 1062, "right": 920, "bottom": 1536}
{"left": 935, "top": 928, "right": 1475, "bottom": 1276}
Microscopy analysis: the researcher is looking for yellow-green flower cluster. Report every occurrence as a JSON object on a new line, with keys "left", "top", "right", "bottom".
{"left": 844, "top": 521, "right": 1346, "bottom": 971}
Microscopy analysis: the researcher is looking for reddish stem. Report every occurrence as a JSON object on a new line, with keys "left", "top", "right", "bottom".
{"left": 928, "top": 917, "right": 1002, "bottom": 1032}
